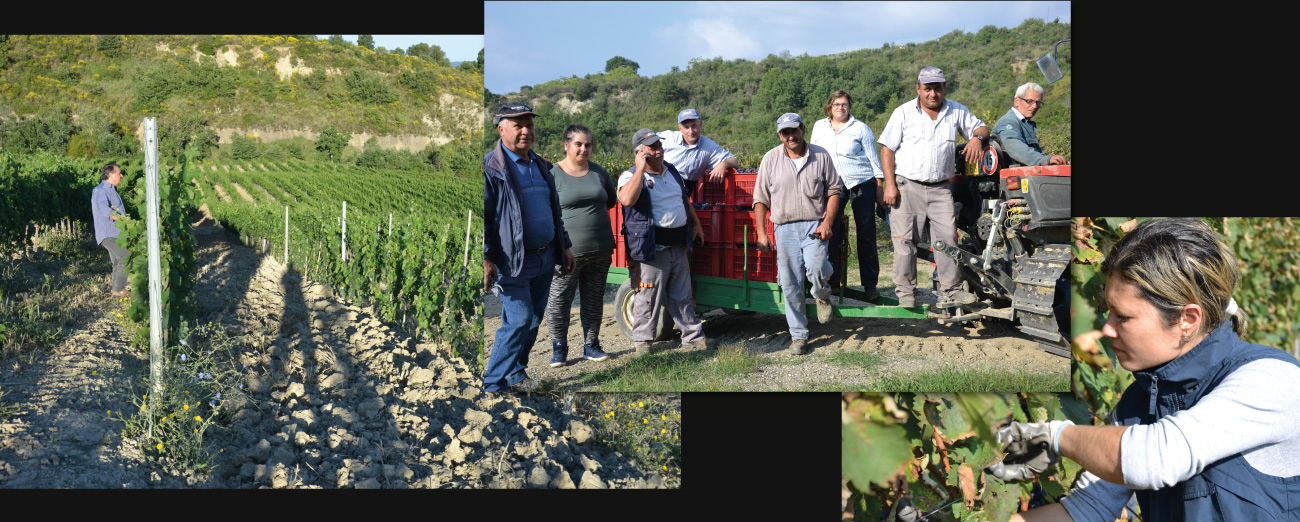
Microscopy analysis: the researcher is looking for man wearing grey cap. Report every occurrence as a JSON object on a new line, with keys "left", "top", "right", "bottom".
{"left": 878, "top": 66, "right": 988, "bottom": 310}
{"left": 483, "top": 101, "right": 576, "bottom": 393}
{"left": 657, "top": 108, "right": 739, "bottom": 197}
{"left": 617, "top": 128, "right": 708, "bottom": 356}
{"left": 753, "top": 113, "right": 845, "bottom": 355}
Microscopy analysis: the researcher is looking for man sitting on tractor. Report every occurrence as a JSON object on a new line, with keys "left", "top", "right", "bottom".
{"left": 992, "top": 82, "right": 1069, "bottom": 167}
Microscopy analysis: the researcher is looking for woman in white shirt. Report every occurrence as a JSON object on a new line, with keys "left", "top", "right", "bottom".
{"left": 809, "top": 90, "right": 885, "bottom": 300}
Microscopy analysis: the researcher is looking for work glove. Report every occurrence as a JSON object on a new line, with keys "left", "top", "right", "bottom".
{"left": 885, "top": 497, "right": 920, "bottom": 522}
{"left": 986, "top": 420, "right": 1072, "bottom": 481}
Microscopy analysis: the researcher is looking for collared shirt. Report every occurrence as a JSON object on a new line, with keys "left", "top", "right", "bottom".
{"left": 504, "top": 146, "right": 555, "bottom": 250}
{"left": 656, "top": 130, "right": 736, "bottom": 182}
{"left": 618, "top": 165, "right": 688, "bottom": 229}
{"left": 879, "top": 98, "right": 986, "bottom": 183}
{"left": 91, "top": 181, "right": 126, "bottom": 244}
{"left": 992, "top": 107, "right": 1049, "bottom": 166}
{"left": 809, "top": 115, "right": 884, "bottom": 189}
{"left": 752, "top": 143, "right": 845, "bottom": 225}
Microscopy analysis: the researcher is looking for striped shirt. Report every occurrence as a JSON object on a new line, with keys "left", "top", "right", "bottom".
{"left": 656, "top": 130, "right": 736, "bottom": 183}
{"left": 878, "top": 98, "right": 986, "bottom": 183}
{"left": 809, "top": 115, "right": 883, "bottom": 190}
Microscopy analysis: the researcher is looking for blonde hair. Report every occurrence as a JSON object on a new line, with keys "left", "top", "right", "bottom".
{"left": 1100, "top": 218, "right": 1248, "bottom": 339}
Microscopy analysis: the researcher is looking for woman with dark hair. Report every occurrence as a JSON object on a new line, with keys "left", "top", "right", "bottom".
{"left": 544, "top": 125, "right": 616, "bottom": 367}
{"left": 995, "top": 218, "right": 1300, "bottom": 521}
{"left": 809, "top": 90, "right": 884, "bottom": 299}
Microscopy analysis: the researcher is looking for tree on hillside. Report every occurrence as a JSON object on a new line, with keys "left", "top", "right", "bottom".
{"left": 477, "top": 48, "right": 484, "bottom": 69}
{"left": 97, "top": 35, "right": 123, "bottom": 57}
{"left": 158, "top": 114, "right": 220, "bottom": 161}
{"left": 328, "top": 34, "right": 348, "bottom": 47}
{"left": 358, "top": 35, "right": 374, "bottom": 50}
{"left": 231, "top": 133, "right": 259, "bottom": 160}
{"left": 316, "top": 126, "right": 350, "bottom": 161}
{"left": 390, "top": 47, "right": 405, "bottom": 56}
{"left": 605, "top": 56, "right": 639, "bottom": 74}
{"left": 407, "top": 43, "right": 451, "bottom": 67}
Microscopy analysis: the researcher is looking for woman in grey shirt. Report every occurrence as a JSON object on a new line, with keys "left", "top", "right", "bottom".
{"left": 546, "top": 125, "right": 616, "bottom": 367}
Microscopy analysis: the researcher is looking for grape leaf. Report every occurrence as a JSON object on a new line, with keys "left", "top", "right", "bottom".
{"left": 842, "top": 414, "right": 912, "bottom": 488}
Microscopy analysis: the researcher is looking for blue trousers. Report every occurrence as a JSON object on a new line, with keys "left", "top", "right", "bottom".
{"left": 775, "top": 220, "right": 832, "bottom": 340}
{"left": 484, "top": 245, "right": 554, "bottom": 392}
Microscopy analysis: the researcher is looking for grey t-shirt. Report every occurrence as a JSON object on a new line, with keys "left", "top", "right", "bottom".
{"left": 551, "top": 162, "right": 616, "bottom": 257}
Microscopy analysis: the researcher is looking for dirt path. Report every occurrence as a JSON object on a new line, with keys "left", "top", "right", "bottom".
{"left": 484, "top": 265, "right": 1068, "bottom": 391}
{"left": 230, "top": 182, "right": 256, "bottom": 204}
{"left": 0, "top": 211, "right": 672, "bottom": 488}
{"left": 212, "top": 184, "right": 233, "bottom": 203}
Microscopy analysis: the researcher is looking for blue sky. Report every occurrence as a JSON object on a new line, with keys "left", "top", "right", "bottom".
{"left": 485, "top": 1, "right": 1070, "bottom": 94}
{"left": 315, "top": 35, "right": 483, "bottom": 63}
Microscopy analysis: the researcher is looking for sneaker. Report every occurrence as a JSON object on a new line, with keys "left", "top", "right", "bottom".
{"left": 634, "top": 343, "right": 652, "bottom": 356}
{"left": 550, "top": 341, "right": 568, "bottom": 367}
{"left": 790, "top": 339, "right": 808, "bottom": 355}
{"left": 682, "top": 337, "right": 709, "bottom": 350}
{"left": 937, "top": 290, "right": 978, "bottom": 308}
{"left": 510, "top": 377, "right": 542, "bottom": 392}
{"left": 864, "top": 288, "right": 882, "bottom": 302}
{"left": 816, "top": 299, "right": 833, "bottom": 324}
{"left": 583, "top": 343, "right": 611, "bottom": 361}
{"left": 898, "top": 295, "right": 916, "bottom": 308}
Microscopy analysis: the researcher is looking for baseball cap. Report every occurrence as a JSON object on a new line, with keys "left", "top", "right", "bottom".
{"left": 918, "top": 66, "right": 946, "bottom": 84}
{"left": 677, "top": 109, "right": 700, "bottom": 123}
{"left": 494, "top": 102, "right": 537, "bottom": 124}
{"left": 632, "top": 128, "right": 662, "bottom": 148}
{"left": 776, "top": 113, "right": 803, "bottom": 131}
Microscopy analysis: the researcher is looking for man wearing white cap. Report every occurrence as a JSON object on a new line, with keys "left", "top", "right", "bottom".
{"left": 753, "top": 113, "right": 845, "bottom": 355}
{"left": 879, "top": 66, "right": 989, "bottom": 310}
{"left": 657, "top": 108, "right": 739, "bottom": 197}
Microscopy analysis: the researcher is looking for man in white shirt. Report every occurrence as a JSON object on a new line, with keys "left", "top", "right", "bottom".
{"left": 879, "top": 66, "right": 989, "bottom": 310}
{"left": 657, "top": 108, "right": 739, "bottom": 197}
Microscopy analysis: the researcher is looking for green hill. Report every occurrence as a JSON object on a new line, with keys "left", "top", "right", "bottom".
{"left": 0, "top": 35, "right": 483, "bottom": 167}
{"left": 486, "top": 18, "right": 1069, "bottom": 172}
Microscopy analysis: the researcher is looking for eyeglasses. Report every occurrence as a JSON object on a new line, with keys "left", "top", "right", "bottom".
{"left": 831, "top": 103, "right": 850, "bottom": 108}
{"left": 1018, "top": 97, "right": 1045, "bottom": 108}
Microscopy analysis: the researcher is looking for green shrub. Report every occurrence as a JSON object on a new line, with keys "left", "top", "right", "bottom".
{"left": 230, "top": 133, "right": 259, "bottom": 160}
{"left": 315, "top": 126, "right": 350, "bottom": 161}
{"left": 344, "top": 69, "right": 399, "bottom": 105}
{"left": 97, "top": 35, "right": 122, "bottom": 57}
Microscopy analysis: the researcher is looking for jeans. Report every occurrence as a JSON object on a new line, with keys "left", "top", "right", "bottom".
{"left": 484, "top": 245, "right": 554, "bottom": 392}
{"left": 828, "top": 181, "right": 880, "bottom": 292}
{"left": 775, "top": 220, "right": 832, "bottom": 340}
{"left": 101, "top": 237, "right": 129, "bottom": 292}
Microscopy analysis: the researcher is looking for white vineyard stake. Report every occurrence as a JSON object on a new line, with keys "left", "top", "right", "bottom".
{"left": 341, "top": 200, "right": 347, "bottom": 262}
{"left": 389, "top": 213, "right": 393, "bottom": 237}
{"left": 143, "top": 117, "right": 163, "bottom": 438}
{"left": 463, "top": 210, "right": 473, "bottom": 268}
{"left": 284, "top": 206, "right": 289, "bottom": 265}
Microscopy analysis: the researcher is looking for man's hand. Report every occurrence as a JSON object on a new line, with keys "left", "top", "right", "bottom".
{"left": 882, "top": 183, "right": 900, "bottom": 208}
{"left": 1048, "top": 155, "right": 1069, "bottom": 166}
{"left": 484, "top": 259, "right": 498, "bottom": 293}
{"left": 634, "top": 147, "right": 649, "bottom": 173}
{"left": 986, "top": 420, "right": 1072, "bottom": 481}
{"left": 692, "top": 225, "right": 704, "bottom": 244}
{"left": 756, "top": 230, "right": 775, "bottom": 254}
{"left": 814, "top": 221, "right": 833, "bottom": 241}
{"left": 708, "top": 162, "right": 729, "bottom": 183}
{"left": 961, "top": 139, "right": 983, "bottom": 165}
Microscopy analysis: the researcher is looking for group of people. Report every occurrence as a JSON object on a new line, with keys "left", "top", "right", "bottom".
{"left": 481, "top": 65, "right": 1070, "bottom": 392}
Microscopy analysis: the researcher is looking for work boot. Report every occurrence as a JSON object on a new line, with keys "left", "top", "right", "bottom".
{"left": 682, "top": 337, "right": 709, "bottom": 350}
{"left": 790, "top": 339, "right": 808, "bottom": 355}
{"left": 898, "top": 294, "right": 916, "bottom": 308}
{"left": 864, "top": 287, "right": 881, "bottom": 302}
{"left": 583, "top": 342, "right": 610, "bottom": 362}
{"left": 549, "top": 341, "right": 568, "bottom": 368}
{"left": 937, "top": 290, "right": 978, "bottom": 309}
{"left": 510, "top": 376, "right": 542, "bottom": 392}
{"left": 634, "top": 342, "right": 652, "bottom": 356}
{"left": 816, "top": 299, "right": 833, "bottom": 324}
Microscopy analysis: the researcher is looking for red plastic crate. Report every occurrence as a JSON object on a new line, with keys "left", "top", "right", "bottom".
{"left": 690, "top": 245, "right": 724, "bottom": 278}
{"left": 731, "top": 171, "right": 758, "bottom": 206}
{"left": 695, "top": 208, "right": 721, "bottom": 243}
{"left": 725, "top": 246, "right": 779, "bottom": 283}
{"left": 725, "top": 211, "right": 776, "bottom": 247}
{"left": 692, "top": 178, "right": 727, "bottom": 205}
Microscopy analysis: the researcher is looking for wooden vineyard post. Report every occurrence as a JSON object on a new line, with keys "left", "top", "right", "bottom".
{"left": 143, "top": 117, "right": 164, "bottom": 438}
{"left": 463, "top": 210, "right": 472, "bottom": 267}
{"left": 341, "top": 200, "right": 347, "bottom": 262}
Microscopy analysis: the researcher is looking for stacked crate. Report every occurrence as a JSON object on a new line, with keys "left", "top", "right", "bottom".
{"left": 610, "top": 169, "right": 779, "bottom": 283}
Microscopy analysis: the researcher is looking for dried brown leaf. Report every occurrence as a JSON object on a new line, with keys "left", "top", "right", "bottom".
{"left": 959, "top": 464, "right": 977, "bottom": 508}
{"left": 1119, "top": 219, "right": 1137, "bottom": 233}
{"left": 1072, "top": 330, "right": 1105, "bottom": 354}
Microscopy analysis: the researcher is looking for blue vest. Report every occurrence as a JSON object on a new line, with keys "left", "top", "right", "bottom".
{"left": 1114, "top": 321, "right": 1300, "bottom": 521}
{"left": 622, "top": 162, "right": 693, "bottom": 262}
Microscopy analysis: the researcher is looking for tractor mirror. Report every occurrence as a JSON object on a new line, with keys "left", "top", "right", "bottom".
{"left": 1037, "top": 39, "right": 1070, "bottom": 83}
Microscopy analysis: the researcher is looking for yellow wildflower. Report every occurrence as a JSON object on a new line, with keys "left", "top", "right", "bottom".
{"left": 661, "top": 428, "right": 666, "bottom": 434}
{"left": 661, "top": 414, "right": 666, "bottom": 420}
{"left": 92, "top": 371, "right": 97, "bottom": 375}
{"left": 106, "top": 410, "right": 111, "bottom": 415}
{"left": 638, "top": 402, "right": 644, "bottom": 408}
{"left": 193, "top": 416, "right": 201, "bottom": 421}
{"left": 643, "top": 418, "right": 648, "bottom": 424}
{"left": 183, "top": 404, "right": 189, "bottom": 410}
{"left": 156, "top": 443, "right": 163, "bottom": 450}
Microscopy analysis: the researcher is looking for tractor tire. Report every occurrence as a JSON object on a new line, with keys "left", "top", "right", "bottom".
{"left": 614, "top": 280, "right": 671, "bottom": 342}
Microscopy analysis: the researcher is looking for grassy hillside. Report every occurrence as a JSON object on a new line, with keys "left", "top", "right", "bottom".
{"left": 487, "top": 18, "right": 1069, "bottom": 172}
{"left": 0, "top": 35, "right": 483, "bottom": 167}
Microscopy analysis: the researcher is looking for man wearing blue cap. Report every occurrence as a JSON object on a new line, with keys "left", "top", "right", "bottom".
{"left": 657, "top": 108, "right": 739, "bottom": 197}
{"left": 483, "top": 101, "right": 576, "bottom": 393}
{"left": 879, "top": 66, "right": 988, "bottom": 311}
{"left": 753, "top": 113, "right": 845, "bottom": 355}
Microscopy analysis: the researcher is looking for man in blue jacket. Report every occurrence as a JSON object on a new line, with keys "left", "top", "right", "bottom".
{"left": 991, "top": 82, "right": 1069, "bottom": 167}
{"left": 483, "top": 102, "right": 576, "bottom": 393}
{"left": 91, "top": 162, "right": 130, "bottom": 297}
